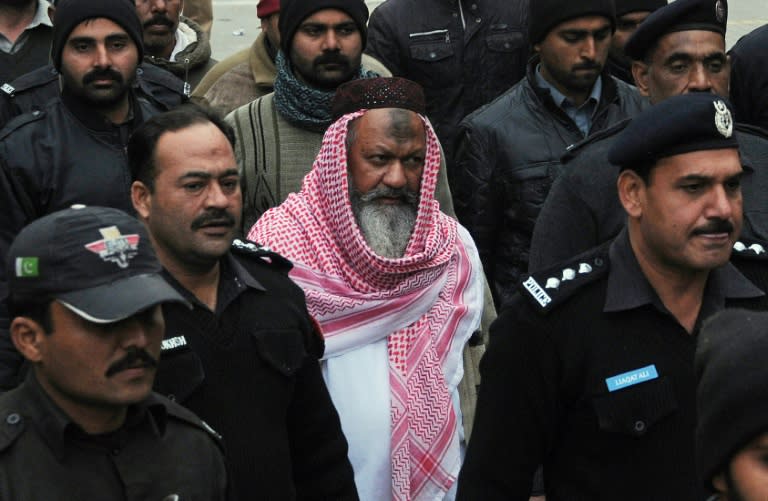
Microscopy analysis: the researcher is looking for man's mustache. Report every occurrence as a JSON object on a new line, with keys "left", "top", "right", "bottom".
{"left": 358, "top": 185, "right": 419, "bottom": 206}
{"left": 692, "top": 219, "right": 735, "bottom": 235}
{"left": 83, "top": 68, "right": 124, "bottom": 86}
{"left": 190, "top": 209, "right": 236, "bottom": 230}
{"left": 106, "top": 347, "right": 158, "bottom": 377}
{"left": 143, "top": 14, "right": 174, "bottom": 30}
{"left": 314, "top": 52, "right": 350, "bottom": 67}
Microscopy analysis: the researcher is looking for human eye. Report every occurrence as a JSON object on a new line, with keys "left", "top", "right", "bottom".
{"left": 593, "top": 28, "right": 611, "bottom": 41}
{"left": 301, "top": 25, "right": 323, "bottom": 37}
{"left": 337, "top": 24, "right": 357, "bottom": 36}
{"left": 706, "top": 58, "right": 725, "bottom": 73}
{"left": 680, "top": 181, "right": 703, "bottom": 193}
{"left": 72, "top": 41, "right": 91, "bottom": 52}
{"left": 667, "top": 60, "right": 689, "bottom": 74}
{"left": 183, "top": 180, "right": 205, "bottom": 192}
{"left": 220, "top": 177, "right": 240, "bottom": 193}
{"left": 561, "top": 33, "right": 582, "bottom": 44}
{"left": 725, "top": 176, "right": 741, "bottom": 192}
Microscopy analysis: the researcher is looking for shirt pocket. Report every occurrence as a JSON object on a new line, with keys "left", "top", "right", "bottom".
{"left": 251, "top": 329, "right": 308, "bottom": 377}
{"left": 485, "top": 31, "right": 525, "bottom": 53}
{"left": 408, "top": 31, "right": 455, "bottom": 89}
{"left": 155, "top": 346, "right": 206, "bottom": 403}
{"left": 592, "top": 377, "right": 678, "bottom": 437}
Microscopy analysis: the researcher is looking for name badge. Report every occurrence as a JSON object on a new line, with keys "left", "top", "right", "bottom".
{"left": 162, "top": 335, "right": 188, "bottom": 351}
{"left": 605, "top": 364, "right": 658, "bottom": 392}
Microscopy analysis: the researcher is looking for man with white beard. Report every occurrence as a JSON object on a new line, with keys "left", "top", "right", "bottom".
{"left": 249, "top": 77, "right": 487, "bottom": 501}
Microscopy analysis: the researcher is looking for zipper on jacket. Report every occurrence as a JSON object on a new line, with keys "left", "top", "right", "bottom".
{"left": 409, "top": 29, "right": 450, "bottom": 44}
{"left": 183, "top": 58, "right": 191, "bottom": 96}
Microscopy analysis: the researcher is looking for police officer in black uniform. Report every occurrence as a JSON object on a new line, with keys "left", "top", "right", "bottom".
{"left": 128, "top": 104, "right": 359, "bottom": 501}
{"left": 529, "top": 0, "right": 768, "bottom": 272}
{"left": 457, "top": 94, "right": 768, "bottom": 501}
{"left": 0, "top": 205, "right": 231, "bottom": 499}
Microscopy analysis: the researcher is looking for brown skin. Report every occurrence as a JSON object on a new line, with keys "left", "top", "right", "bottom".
{"left": 59, "top": 18, "right": 140, "bottom": 124}
{"left": 289, "top": 8, "right": 363, "bottom": 91}
{"left": 11, "top": 302, "right": 164, "bottom": 434}
{"left": 347, "top": 108, "right": 426, "bottom": 199}
{"left": 0, "top": 0, "right": 37, "bottom": 44}
{"left": 534, "top": 15, "right": 613, "bottom": 106}
{"left": 632, "top": 30, "right": 730, "bottom": 105}
{"left": 132, "top": 122, "right": 242, "bottom": 311}
{"left": 618, "top": 148, "right": 743, "bottom": 333}
{"left": 260, "top": 11, "right": 280, "bottom": 49}
{"left": 135, "top": 0, "right": 183, "bottom": 60}
{"left": 609, "top": 11, "right": 652, "bottom": 68}
{"left": 714, "top": 433, "right": 768, "bottom": 501}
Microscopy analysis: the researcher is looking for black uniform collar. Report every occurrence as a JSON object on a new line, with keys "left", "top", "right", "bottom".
{"left": 604, "top": 228, "right": 764, "bottom": 315}
{"left": 60, "top": 86, "right": 141, "bottom": 135}
{"left": 17, "top": 371, "right": 167, "bottom": 461}
{"left": 162, "top": 252, "right": 266, "bottom": 315}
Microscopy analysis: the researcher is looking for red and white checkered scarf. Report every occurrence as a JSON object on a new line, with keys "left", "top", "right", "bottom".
{"left": 249, "top": 111, "right": 479, "bottom": 500}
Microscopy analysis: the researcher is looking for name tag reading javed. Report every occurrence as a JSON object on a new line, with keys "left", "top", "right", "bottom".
{"left": 605, "top": 365, "right": 658, "bottom": 392}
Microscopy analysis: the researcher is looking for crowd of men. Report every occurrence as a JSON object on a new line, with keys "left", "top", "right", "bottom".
{"left": 1, "top": 0, "right": 768, "bottom": 499}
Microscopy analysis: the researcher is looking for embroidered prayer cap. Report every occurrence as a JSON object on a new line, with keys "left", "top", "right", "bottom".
{"left": 614, "top": 0, "right": 667, "bottom": 17}
{"left": 7, "top": 205, "right": 188, "bottom": 323}
{"left": 331, "top": 77, "right": 426, "bottom": 121}
{"left": 608, "top": 93, "right": 737, "bottom": 173}
{"left": 696, "top": 309, "right": 768, "bottom": 491}
{"left": 624, "top": 0, "right": 727, "bottom": 61}
{"left": 257, "top": 0, "right": 280, "bottom": 19}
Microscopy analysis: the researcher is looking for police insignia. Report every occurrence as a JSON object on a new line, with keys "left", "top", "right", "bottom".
{"left": 84, "top": 226, "right": 140, "bottom": 268}
{"left": 714, "top": 99, "right": 733, "bottom": 138}
{"left": 715, "top": 0, "right": 727, "bottom": 23}
{"left": 523, "top": 277, "right": 552, "bottom": 307}
{"left": 0, "top": 83, "right": 14, "bottom": 95}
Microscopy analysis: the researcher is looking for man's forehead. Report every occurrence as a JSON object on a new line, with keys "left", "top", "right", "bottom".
{"left": 651, "top": 29, "right": 725, "bottom": 60}
{"left": 654, "top": 148, "right": 742, "bottom": 177}
{"left": 300, "top": 8, "right": 354, "bottom": 25}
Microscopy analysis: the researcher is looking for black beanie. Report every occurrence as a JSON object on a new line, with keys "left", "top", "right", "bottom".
{"left": 696, "top": 309, "right": 768, "bottom": 491}
{"left": 51, "top": 0, "right": 144, "bottom": 71}
{"left": 614, "top": 0, "right": 668, "bottom": 17}
{"left": 530, "top": 0, "right": 616, "bottom": 44}
{"left": 279, "top": 0, "right": 369, "bottom": 57}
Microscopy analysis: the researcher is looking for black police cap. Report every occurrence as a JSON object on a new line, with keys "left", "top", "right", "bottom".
{"left": 624, "top": 0, "right": 727, "bottom": 61}
{"left": 608, "top": 93, "right": 737, "bottom": 171}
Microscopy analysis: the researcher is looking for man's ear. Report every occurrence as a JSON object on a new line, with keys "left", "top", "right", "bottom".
{"left": 712, "top": 472, "right": 727, "bottom": 497}
{"left": 131, "top": 181, "right": 151, "bottom": 220}
{"left": 11, "top": 317, "right": 47, "bottom": 363}
{"left": 632, "top": 60, "right": 651, "bottom": 97}
{"left": 617, "top": 169, "right": 646, "bottom": 218}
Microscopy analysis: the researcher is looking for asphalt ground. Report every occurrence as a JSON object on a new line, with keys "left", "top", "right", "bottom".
{"left": 207, "top": 0, "right": 766, "bottom": 62}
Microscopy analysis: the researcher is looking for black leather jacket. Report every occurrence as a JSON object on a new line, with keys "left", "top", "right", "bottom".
{"left": 0, "top": 63, "right": 186, "bottom": 128}
{"left": 454, "top": 59, "right": 646, "bottom": 306}
{"left": 366, "top": 0, "right": 529, "bottom": 172}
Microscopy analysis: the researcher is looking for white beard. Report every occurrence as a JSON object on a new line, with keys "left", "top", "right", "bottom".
{"left": 351, "top": 186, "right": 418, "bottom": 258}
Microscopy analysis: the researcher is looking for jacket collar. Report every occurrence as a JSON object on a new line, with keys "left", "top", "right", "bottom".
{"left": 250, "top": 31, "right": 277, "bottom": 88}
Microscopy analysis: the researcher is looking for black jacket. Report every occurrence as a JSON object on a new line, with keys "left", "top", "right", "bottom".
{"left": 729, "top": 24, "right": 768, "bottom": 131}
{"left": 0, "top": 372, "right": 230, "bottom": 500}
{"left": 154, "top": 243, "right": 358, "bottom": 501}
{"left": 366, "top": 0, "right": 529, "bottom": 171}
{"left": 0, "top": 63, "right": 186, "bottom": 128}
{"left": 457, "top": 232, "right": 768, "bottom": 501}
{"left": 0, "top": 91, "right": 168, "bottom": 390}
{"left": 453, "top": 59, "right": 646, "bottom": 307}
{"left": 529, "top": 123, "right": 768, "bottom": 272}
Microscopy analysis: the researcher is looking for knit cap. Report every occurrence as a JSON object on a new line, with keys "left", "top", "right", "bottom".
{"left": 278, "top": 0, "right": 368, "bottom": 56}
{"left": 696, "top": 309, "right": 768, "bottom": 491}
{"left": 530, "top": 0, "right": 615, "bottom": 44}
{"left": 51, "top": 0, "right": 144, "bottom": 71}
{"left": 614, "top": 0, "right": 667, "bottom": 17}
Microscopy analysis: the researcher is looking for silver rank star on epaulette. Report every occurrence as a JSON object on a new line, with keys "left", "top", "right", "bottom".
{"left": 520, "top": 253, "right": 608, "bottom": 313}
{"left": 733, "top": 241, "right": 768, "bottom": 258}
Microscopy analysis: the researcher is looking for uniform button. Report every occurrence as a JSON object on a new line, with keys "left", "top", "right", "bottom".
{"left": 32, "top": 111, "right": 40, "bottom": 116}
{"left": 475, "top": 17, "right": 481, "bottom": 23}
{"left": 504, "top": 42, "right": 511, "bottom": 48}
{"left": 594, "top": 257, "right": 604, "bottom": 267}
{"left": 452, "top": 12, "right": 458, "bottom": 17}
{"left": 167, "top": 394, "right": 176, "bottom": 401}
{"left": 429, "top": 52, "right": 437, "bottom": 59}
{"left": 6, "top": 413, "right": 20, "bottom": 425}
{"left": 470, "top": 3, "right": 477, "bottom": 9}
{"left": 633, "top": 420, "right": 646, "bottom": 434}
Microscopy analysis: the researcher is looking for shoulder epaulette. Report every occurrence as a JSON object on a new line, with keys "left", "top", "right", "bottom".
{"left": 519, "top": 243, "right": 611, "bottom": 314}
{"left": 0, "top": 109, "right": 45, "bottom": 140}
{"left": 3, "top": 66, "right": 58, "bottom": 96}
{"left": 0, "top": 83, "right": 14, "bottom": 96}
{"left": 561, "top": 119, "right": 630, "bottom": 163}
{"left": 0, "top": 409, "right": 26, "bottom": 453}
{"left": 231, "top": 238, "right": 293, "bottom": 271}
{"left": 732, "top": 239, "right": 768, "bottom": 261}
{"left": 161, "top": 397, "right": 223, "bottom": 443}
